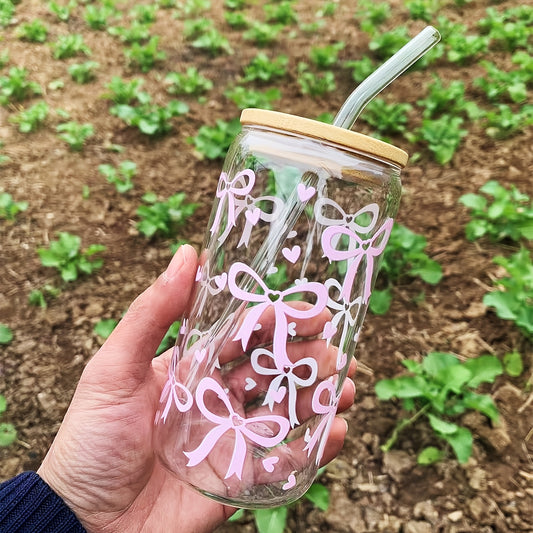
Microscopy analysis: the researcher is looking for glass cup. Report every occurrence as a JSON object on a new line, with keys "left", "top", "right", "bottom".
{"left": 154, "top": 109, "right": 408, "bottom": 508}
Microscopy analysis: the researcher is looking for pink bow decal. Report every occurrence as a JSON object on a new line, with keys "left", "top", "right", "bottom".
{"left": 237, "top": 195, "right": 284, "bottom": 248}
{"left": 303, "top": 380, "right": 339, "bottom": 464}
{"left": 159, "top": 372, "right": 194, "bottom": 423}
{"left": 184, "top": 377, "right": 290, "bottom": 480}
{"left": 228, "top": 262, "right": 328, "bottom": 367}
{"left": 210, "top": 170, "right": 255, "bottom": 243}
{"left": 321, "top": 218, "right": 393, "bottom": 303}
{"left": 251, "top": 348, "right": 318, "bottom": 428}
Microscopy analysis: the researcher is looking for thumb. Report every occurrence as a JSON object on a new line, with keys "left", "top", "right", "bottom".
{"left": 88, "top": 244, "right": 198, "bottom": 384}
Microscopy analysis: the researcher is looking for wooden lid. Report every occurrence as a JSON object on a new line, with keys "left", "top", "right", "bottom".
{"left": 240, "top": 108, "right": 408, "bottom": 168}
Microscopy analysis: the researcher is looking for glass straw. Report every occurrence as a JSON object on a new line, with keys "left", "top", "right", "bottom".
{"left": 334, "top": 26, "right": 441, "bottom": 130}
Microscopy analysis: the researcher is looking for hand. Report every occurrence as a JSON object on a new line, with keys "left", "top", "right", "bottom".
{"left": 38, "top": 245, "right": 355, "bottom": 533}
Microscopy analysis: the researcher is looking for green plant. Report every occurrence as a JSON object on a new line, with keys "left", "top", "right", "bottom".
{"left": 165, "top": 67, "right": 213, "bottom": 95}
{"left": 224, "top": 0, "right": 246, "bottom": 9}
{"left": 94, "top": 318, "right": 118, "bottom": 339}
{"left": 129, "top": 3, "right": 158, "bottom": 24}
{"left": 16, "top": 19, "right": 48, "bottom": 42}
{"left": 345, "top": 56, "right": 375, "bottom": 84}
{"left": 98, "top": 160, "right": 137, "bottom": 193}
{"left": 368, "top": 27, "right": 409, "bottom": 59}
{"left": 38, "top": 232, "right": 106, "bottom": 282}
{"left": 264, "top": 1, "right": 297, "bottom": 25}
{"left": 0, "top": 0, "right": 14, "bottom": 27}
{"left": 56, "top": 121, "right": 94, "bottom": 150}
{"left": 376, "top": 352, "right": 503, "bottom": 463}
{"left": 176, "top": 0, "right": 210, "bottom": 17}
{"left": 445, "top": 33, "right": 489, "bottom": 64}
{"left": 0, "top": 49, "right": 8, "bottom": 68}
{"left": 124, "top": 36, "right": 166, "bottom": 71}
{"left": 28, "top": 284, "right": 61, "bottom": 308}
{"left": 355, "top": 0, "right": 390, "bottom": 33}
{"left": 108, "top": 21, "right": 151, "bottom": 43}
{"left": 48, "top": 1, "right": 76, "bottom": 22}
{"left": 224, "top": 11, "right": 248, "bottom": 28}
{"left": 0, "top": 394, "right": 17, "bottom": 447}
{"left": 9, "top": 101, "right": 49, "bottom": 132}
{"left": 483, "top": 247, "right": 533, "bottom": 338}
{"left": 503, "top": 351, "right": 523, "bottom": 377}
{"left": 136, "top": 192, "right": 198, "bottom": 238}
{"left": 84, "top": 3, "right": 117, "bottom": 30}
{"left": 310, "top": 42, "right": 344, "bottom": 69}
{"left": 0, "top": 323, "right": 13, "bottom": 344}
{"left": 483, "top": 104, "right": 533, "bottom": 140}
{"left": 111, "top": 100, "right": 189, "bottom": 136}
{"left": 188, "top": 118, "right": 241, "bottom": 160}
{"left": 297, "top": 64, "right": 335, "bottom": 97}
{"left": 224, "top": 86, "right": 280, "bottom": 110}
{"left": 474, "top": 61, "right": 529, "bottom": 104}
{"left": 405, "top": 0, "right": 438, "bottom": 22}
{"left": 411, "top": 115, "right": 468, "bottom": 165}
{"left": 361, "top": 98, "right": 412, "bottom": 136}
{"left": 369, "top": 223, "right": 442, "bottom": 315}
{"left": 242, "top": 53, "right": 288, "bottom": 83}
{"left": 52, "top": 34, "right": 91, "bottom": 59}
{"left": 191, "top": 28, "right": 233, "bottom": 56}
{"left": 156, "top": 320, "right": 181, "bottom": 355}
{"left": 478, "top": 6, "right": 533, "bottom": 51}
{"left": 317, "top": 1, "right": 337, "bottom": 17}
{"left": 0, "top": 67, "right": 42, "bottom": 105}
{"left": 183, "top": 18, "right": 213, "bottom": 40}
{"left": 103, "top": 76, "right": 148, "bottom": 104}
{"left": 243, "top": 21, "right": 281, "bottom": 46}
{"left": 68, "top": 61, "right": 99, "bottom": 83}
{"left": 0, "top": 191, "right": 28, "bottom": 219}
{"left": 459, "top": 180, "right": 533, "bottom": 242}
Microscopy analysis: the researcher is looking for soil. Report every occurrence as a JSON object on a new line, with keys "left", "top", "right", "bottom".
{"left": 1, "top": 0, "right": 532, "bottom": 532}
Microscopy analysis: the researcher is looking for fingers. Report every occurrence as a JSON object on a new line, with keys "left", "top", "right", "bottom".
{"left": 89, "top": 245, "right": 198, "bottom": 386}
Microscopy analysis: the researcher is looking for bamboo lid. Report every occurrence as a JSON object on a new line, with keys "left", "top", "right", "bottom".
{"left": 240, "top": 108, "right": 409, "bottom": 168}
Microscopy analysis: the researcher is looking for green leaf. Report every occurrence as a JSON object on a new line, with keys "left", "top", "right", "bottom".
{"left": 483, "top": 291, "right": 517, "bottom": 320}
{"left": 254, "top": 506, "right": 288, "bottom": 533}
{"left": 503, "top": 351, "right": 523, "bottom": 377}
{"left": 0, "top": 395, "right": 6, "bottom": 413}
{"left": 463, "top": 355, "right": 503, "bottom": 388}
{"left": 442, "top": 426, "right": 472, "bottom": 463}
{"left": 462, "top": 391, "right": 499, "bottom": 422}
{"left": 0, "top": 423, "right": 17, "bottom": 447}
{"left": 94, "top": 319, "right": 118, "bottom": 339}
{"left": 410, "top": 259, "right": 442, "bottom": 284}
{"left": 417, "top": 446, "right": 444, "bottom": 465}
{"left": 38, "top": 249, "right": 62, "bottom": 267}
{"left": 304, "top": 482, "right": 329, "bottom": 511}
{"left": 428, "top": 413, "right": 459, "bottom": 435}
{"left": 435, "top": 364, "right": 472, "bottom": 393}
{"left": 369, "top": 288, "right": 392, "bottom": 314}
{"left": 459, "top": 193, "right": 487, "bottom": 211}
{"left": 422, "top": 352, "right": 460, "bottom": 378}
{"left": 228, "top": 509, "right": 245, "bottom": 522}
{"left": 375, "top": 376, "right": 427, "bottom": 400}
{"left": 0, "top": 324, "right": 13, "bottom": 344}
{"left": 60, "top": 262, "right": 78, "bottom": 282}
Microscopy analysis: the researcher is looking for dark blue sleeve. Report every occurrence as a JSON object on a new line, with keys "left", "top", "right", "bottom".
{"left": 0, "top": 471, "right": 86, "bottom": 533}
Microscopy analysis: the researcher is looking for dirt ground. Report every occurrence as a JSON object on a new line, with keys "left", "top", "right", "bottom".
{"left": 1, "top": 0, "right": 532, "bottom": 531}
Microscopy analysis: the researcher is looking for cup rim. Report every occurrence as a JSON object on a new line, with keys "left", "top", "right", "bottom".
{"left": 240, "top": 108, "right": 409, "bottom": 168}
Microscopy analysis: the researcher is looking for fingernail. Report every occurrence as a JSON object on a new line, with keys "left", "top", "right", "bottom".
{"left": 163, "top": 245, "right": 188, "bottom": 282}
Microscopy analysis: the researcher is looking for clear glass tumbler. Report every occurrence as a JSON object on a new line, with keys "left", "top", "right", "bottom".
{"left": 154, "top": 109, "right": 408, "bottom": 508}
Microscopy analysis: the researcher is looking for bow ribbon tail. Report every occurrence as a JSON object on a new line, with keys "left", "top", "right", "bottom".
{"left": 286, "top": 378, "right": 299, "bottom": 428}
{"left": 263, "top": 375, "right": 285, "bottom": 411}
{"left": 224, "top": 429, "right": 247, "bottom": 480}
{"left": 184, "top": 424, "right": 230, "bottom": 468}
{"left": 233, "top": 303, "right": 268, "bottom": 351}
{"left": 340, "top": 253, "right": 365, "bottom": 301}
{"left": 271, "top": 308, "right": 293, "bottom": 368}
{"left": 160, "top": 379, "right": 172, "bottom": 423}
{"left": 210, "top": 189, "right": 228, "bottom": 236}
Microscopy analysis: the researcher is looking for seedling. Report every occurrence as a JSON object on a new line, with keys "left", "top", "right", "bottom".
{"left": 376, "top": 352, "right": 502, "bottom": 463}
{"left": 297, "top": 64, "right": 336, "bottom": 97}
{"left": 38, "top": 232, "right": 106, "bottom": 282}
{"left": 84, "top": 4, "right": 117, "bottom": 30}
{"left": 165, "top": 67, "right": 213, "bottom": 95}
{"left": 56, "top": 121, "right": 94, "bottom": 151}
{"left": 52, "top": 34, "right": 91, "bottom": 59}
{"left": 0, "top": 192, "right": 28, "bottom": 220}
{"left": 108, "top": 21, "right": 151, "bottom": 44}
{"left": 459, "top": 180, "right": 533, "bottom": 242}
{"left": 503, "top": 351, "right": 523, "bottom": 377}
{"left": 124, "top": 36, "right": 166, "bottom": 72}
{"left": 16, "top": 19, "right": 48, "bottom": 42}
{"left": 176, "top": 0, "right": 210, "bottom": 17}
{"left": 264, "top": 1, "right": 297, "bottom": 25}
{"left": 355, "top": 0, "right": 390, "bottom": 31}
{"left": 224, "top": 86, "right": 280, "bottom": 110}
{"left": 224, "top": 0, "right": 246, "bottom": 9}
{"left": 183, "top": 18, "right": 213, "bottom": 40}
{"left": 483, "top": 104, "right": 533, "bottom": 140}
{"left": 483, "top": 247, "right": 533, "bottom": 338}
{"left": 242, "top": 53, "right": 288, "bottom": 83}
{"left": 478, "top": 6, "right": 532, "bottom": 51}
{"left": 317, "top": 2, "right": 337, "bottom": 17}
{"left": 136, "top": 192, "right": 198, "bottom": 238}
{"left": 361, "top": 98, "right": 412, "bottom": 136}
{"left": 0, "top": 323, "right": 13, "bottom": 344}
{"left": 191, "top": 28, "right": 233, "bottom": 56}
{"left": 111, "top": 100, "right": 188, "bottom": 136}
{"left": 243, "top": 21, "right": 281, "bottom": 46}
{"left": 446, "top": 33, "right": 489, "bottom": 64}
{"left": 94, "top": 318, "right": 118, "bottom": 339}
{"left": 405, "top": 0, "right": 439, "bottom": 22}
{"left": 310, "top": 42, "right": 344, "bottom": 69}
{"left": 103, "top": 76, "right": 148, "bottom": 105}
{"left": 345, "top": 56, "right": 375, "bottom": 84}
{"left": 224, "top": 11, "right": 248, "bottom": 29}
{"left": 369, "top": 223, "right": 442, "bottom": 315}
{"left": 28, "top": 284, "right": 61, "bottom": 308}
{"left": 188, "top": 118, "right": 241, "bottom": 160}
{"left": 368, "top": 27, "right": 409, "bottom": 59}
{"left": 0, "top": 50, "right": 8, "bottom": 69}
{"left": 129, "top": 3, "right": 158, "bottom": 24}
{"left": 0, "top": 67, "right": 42, "bottom": 105}
{"left": 9, "top": 101, "right": 49, "bottom": 132}
{"left": 0, "top": 395, "right": 17, "bottom": 447}
{"left": 68, "top": 61, "right": 99, "bottom": 83}
{"left": 0, "top": 0, "right": 14, "bottom": 27}
{"left": 98, "top": 160, "right": 137, "bottom": 193}
{"left": 474, "top": 61, "right": 529, "bottom": 104}
{"left": 48, "top": 1, "right": 76, "bottom": 22}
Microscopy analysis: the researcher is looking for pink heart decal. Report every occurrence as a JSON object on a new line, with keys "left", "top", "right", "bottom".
{"left": 322, "top": 321, "right": 337, "bottom": 340}
{"left": 282, "top": 473, "right": 296, "bottom": 490}
{"left": 267, "top": 265, "right": 278, "bottom": 275}
{"left": 287, "top": 322, "right": 296, "bottom": 336}
{"left": 269, "top": 386, "right": 287, "bottom": 404}
{"left": 336, "top": 352, "right": 348, "bottom": 371}
{"left": 262, "top": 456, "right": 279, "bottom": 473}
{"left": 282, "top": 245, "right": 301, "bottom": 264}
{"left": 214, "top": 272, "right": 227, "bottom": 290}
{"left": 245, "top": 207, "right": 261, "bottom": 225}
{"left": 244, "top": 377, "right": 256, "bottom": 391}
{"left": 194, "top": 348, "right": 207, "bottom": 363}
{"left": 297, "top": 184, "right": 316, "bottom": 202}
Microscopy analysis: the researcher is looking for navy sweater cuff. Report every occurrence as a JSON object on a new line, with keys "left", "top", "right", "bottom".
{"left": 0, "top": 471, "right": 86, "bottom": 533}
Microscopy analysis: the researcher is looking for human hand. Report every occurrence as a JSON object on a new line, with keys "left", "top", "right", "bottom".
{"left": 38, "top": 245, "right": 355, "bottom": 533}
